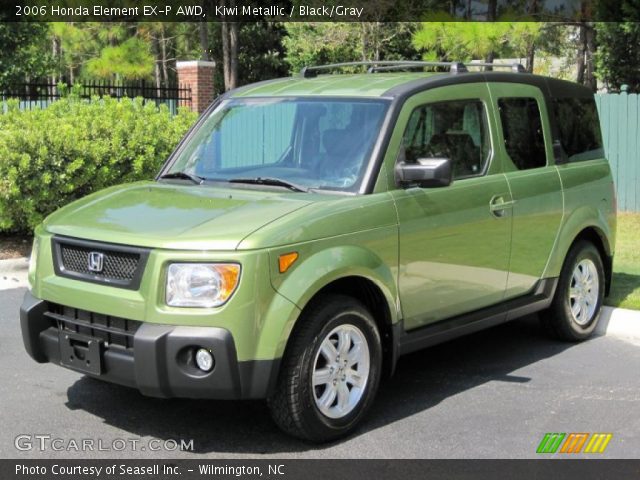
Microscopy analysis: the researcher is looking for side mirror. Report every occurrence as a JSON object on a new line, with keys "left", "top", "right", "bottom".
{"left": 395, "top": 158, "right": 453, "bottom": 188}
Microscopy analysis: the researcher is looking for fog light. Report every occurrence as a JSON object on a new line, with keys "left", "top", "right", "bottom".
{"left": 195, "top": 348, "right": 214, "bottom": 372}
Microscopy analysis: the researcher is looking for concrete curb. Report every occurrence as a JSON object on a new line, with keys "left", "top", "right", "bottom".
{"left": 0, "top": 256, "right": 29, "bottom": 273}
{"left": 597, "top": 306, "right": 640, "bottom": 343}
{"left": 0, "top": 256, "right": 29, "bottom": 290}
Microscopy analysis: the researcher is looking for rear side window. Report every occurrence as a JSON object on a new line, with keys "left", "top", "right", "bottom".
{"left": 498, "top": 98, "right": 547, "bottom": 170}
{"left": 402, "top": 99, "right": 490, "bottom": 179}
{"left": 553, "top": 97, "right": 604, "bottom": 162}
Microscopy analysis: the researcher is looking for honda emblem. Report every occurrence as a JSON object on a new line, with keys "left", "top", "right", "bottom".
{"left": 88, "top": 252, "right": 104, "bottom": 273}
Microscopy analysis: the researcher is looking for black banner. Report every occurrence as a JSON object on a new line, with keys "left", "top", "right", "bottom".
{"left": 0, "top": 0, "right": 637, "bottom": 22}
{"left": 3, "top": 459, "right": 640, "bottom": 480}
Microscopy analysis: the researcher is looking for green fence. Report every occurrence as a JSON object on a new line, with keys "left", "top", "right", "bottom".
{"left": 596, "top": 91, "right": 639, "bottom": 212}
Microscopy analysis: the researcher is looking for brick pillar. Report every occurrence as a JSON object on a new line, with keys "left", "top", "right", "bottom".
{"left": 176, "top": 60, "right": 216, "bottom": 113}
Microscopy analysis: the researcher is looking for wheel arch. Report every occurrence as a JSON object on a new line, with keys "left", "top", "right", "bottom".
{"left": 569, "top": 226, "right": 613, "bottom": 296}
{"left": 545, "top": 204, "right": 615, "bottom": 296}
{"left": 298, "top": 276, "right": 398, "bottom": 379}
{"left": 257, "top": 245, "right": 400, "bottom": 372}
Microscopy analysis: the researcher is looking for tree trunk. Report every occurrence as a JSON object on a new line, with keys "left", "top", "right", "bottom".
{"left": 360, "top": 23, "right": 369, "bottom": 61}
{"left": 526, "top": 0, "right": 539, "bottom": 73}
{"left": 526, "top": 42, "right": 535, "bottom": 73}
{"left": 484, "top": 0, "right": 497, "bottom": 70}
{"left": 199, "top": 22, "right": 210, "bottom": 61}
{"left": 228, "top": 22, "right": 238, "bottom": 89}
{"left": 222, "top": 22, "right": 230, "bottom": 90}
{"left": 51, "top": 36, "right": 61, "bottom": 85}
{"left": 585, "top": 23, "right": 596, "bottom": 91}
{"left": 151, "top": 35, "right": 162, "bottom": 96}
{"left": 373, "top": 22, "right": 381, "bottom": 61}
{"left": 222, "top": 20, "right": 238, "bottom": 90}
{"left": 487, "top": 0, "right": 497, "bottom": 20}
{"left": 576, "top": 23, "right": 586, "bottom": 84}
{"left": 160, "top": 26, "right": 169, "bottom": 87}
{"left": 484, "top": 51, "right": 495, "bottom": 70}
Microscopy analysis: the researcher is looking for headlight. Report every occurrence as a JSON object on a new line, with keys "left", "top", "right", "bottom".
{"left": 27, "top": 237, "right": 39, "bottom": 290}
{"left": 166, "top": 263, "right": 240, "bottom": 308}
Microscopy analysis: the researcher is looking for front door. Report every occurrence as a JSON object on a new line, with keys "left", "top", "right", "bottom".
{"left": 390, "top": 84, "right": 513, "bottom": 330}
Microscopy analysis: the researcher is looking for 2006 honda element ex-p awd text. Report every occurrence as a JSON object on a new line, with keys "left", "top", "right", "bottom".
{"left": 21, "top": 61, "right": 616, "bottom": 442}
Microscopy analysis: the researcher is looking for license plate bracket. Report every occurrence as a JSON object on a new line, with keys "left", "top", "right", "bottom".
{"left": 59, "top": 331, "right": 103, "bottom": 375}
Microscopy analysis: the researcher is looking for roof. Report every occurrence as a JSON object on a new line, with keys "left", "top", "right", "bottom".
{"left": 229, "top": 71, "right": 593, "bottom": 100}
{"left": 230, "top": 73, "right": 444, "bottom": 98}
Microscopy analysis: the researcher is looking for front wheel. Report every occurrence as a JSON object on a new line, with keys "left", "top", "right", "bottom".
{"left": 267, "top": 294, "right": 382, "bottom": 442}
{"left": 542, "top": 240, "right": 605, "bottom": 341}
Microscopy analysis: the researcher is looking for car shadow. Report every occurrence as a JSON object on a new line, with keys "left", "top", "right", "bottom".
{"left": 65, "top": 314, "right": 576, "bottom": 454}
{"left": 607, "top": 272, "right": 640, "bottom": 307}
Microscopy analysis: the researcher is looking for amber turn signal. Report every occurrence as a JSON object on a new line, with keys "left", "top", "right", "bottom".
{"left": 278, "top": 252, "right": 299, "bottom": 273}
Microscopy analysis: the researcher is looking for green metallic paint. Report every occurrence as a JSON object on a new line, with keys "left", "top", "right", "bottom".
{"left": 29, "top": 73, "right": 616, "bottom": 367}
{"left": 238, "top": 192, "right": 397, "bottom": 249}
{"left": 381, "top": 83, "right": 513, "bottom": 328}
{"left": 31, "top": 225, "right": 299, "bottom": 361}
{"left": 502, "top": 166, "right": 563, "bottom": 297}
{"left": 34, "top": 185, "right": 400, "bottom": 361}
{"left": 231, "top": 73, "right": 443, "bottom": 99}
{"left": 544, "top": 159, "right": 616, "bottom": 277}
{"left": 264, "top": 237, "right": 399, "bottom": 358}
{"left": 248, "top": 192, "right": 400, "bottom": 357}
{"left": 486, "top": 83, "right": 564, "bottom": 298}
{"left": 376, "top": 82, "right": 505, "bottom": 193}
{"left": 42, "top": 181, "right": 312, "bottom": 250}
{"left": 392, "top": 176, "right": 512, "bottom": 328}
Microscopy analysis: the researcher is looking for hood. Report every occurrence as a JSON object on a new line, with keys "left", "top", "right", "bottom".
{"left": 43, "top": 181, "right": 312, "bottom": 250}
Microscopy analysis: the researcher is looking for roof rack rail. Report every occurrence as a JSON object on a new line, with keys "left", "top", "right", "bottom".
{"left": 299, "top": 60, "right": 527, "bottom": 78}
{"left": 465, "top": 62, "right": 526, "bottom": 73}
{"left": 300, "top": 61, "right": 468, "bottom": 78}
{"left": 366, "top": 63, "right": 468, "bottom": 73}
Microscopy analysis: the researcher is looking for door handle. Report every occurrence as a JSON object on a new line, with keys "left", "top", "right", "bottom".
{"left": 490, "top": 196, "right": 515, "bottom": 217}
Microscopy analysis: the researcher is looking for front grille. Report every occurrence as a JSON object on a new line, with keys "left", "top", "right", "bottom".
{"left": 60, "top": 244, "right": 139, "bottom": 280}
{"left": 52, "top": 236, "right": 150, "bottom": 290}
{"left": 46, "top": 303, "right": 141, "bottom": 350}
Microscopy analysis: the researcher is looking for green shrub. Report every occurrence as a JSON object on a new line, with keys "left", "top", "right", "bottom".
{"left": 0, "top": 95, "right": 197, "bottom": 234}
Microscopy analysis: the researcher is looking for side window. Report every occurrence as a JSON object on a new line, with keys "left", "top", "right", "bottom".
{"left": 498, "top": 97, "right": 547, "bottom": 170}
{"left": 553, "top": 97, "right": 604, "bottom": 162}
{"left": 402, "top": 99, "right": 490, "bottom": 180}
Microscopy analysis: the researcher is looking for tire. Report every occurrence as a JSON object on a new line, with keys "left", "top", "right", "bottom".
{"left": 542, "top": 240, "right": 605, "bottom": 341}
{"left": 267, "top": 294, "right": 382, "bottom": 442}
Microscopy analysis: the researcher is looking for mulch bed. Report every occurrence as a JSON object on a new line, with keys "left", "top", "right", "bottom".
{"left": 0, "top": 235, "right": 33, "bottom": 260}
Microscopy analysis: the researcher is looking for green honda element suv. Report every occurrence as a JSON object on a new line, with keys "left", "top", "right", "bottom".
{"left": 21, "top": 61, "right": 616, "bottom": 442}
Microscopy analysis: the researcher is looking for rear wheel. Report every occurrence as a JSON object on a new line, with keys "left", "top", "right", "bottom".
{"left": 542, "top": 240, "right": 605, "bottom": 341}
{"left": 267, "top": 294, "right": 382, "bottom": 442}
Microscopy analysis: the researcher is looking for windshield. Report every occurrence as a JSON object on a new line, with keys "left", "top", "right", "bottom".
{"left": 164, "top": 97, "right": 389, "bottom": 192}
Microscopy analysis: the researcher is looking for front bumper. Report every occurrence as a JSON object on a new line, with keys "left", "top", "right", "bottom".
{"left": 20, "top": 291, "right": 279, "bottom": 399}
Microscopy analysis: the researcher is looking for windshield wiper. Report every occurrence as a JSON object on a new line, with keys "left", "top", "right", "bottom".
{"left": 158, "top": 171, "right": 205, "bottom": 185}
{"left": 228, "top": 177, "right": 308, "bottom": 192}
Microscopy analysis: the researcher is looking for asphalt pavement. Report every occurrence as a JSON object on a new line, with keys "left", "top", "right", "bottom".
{"left": 1, "top": 286, "right": 638, "bottom": 459}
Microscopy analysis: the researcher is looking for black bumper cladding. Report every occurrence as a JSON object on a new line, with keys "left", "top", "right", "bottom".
{"left": 19, "top": 291, "right": 279, "bottom": 400}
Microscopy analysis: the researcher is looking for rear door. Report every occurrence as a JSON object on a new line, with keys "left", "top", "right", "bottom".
{"left": 488, "top": 83, "right": 563, "bottom": 298}
{"left": 390, "top": 83, "right": 513, "bottom": 330}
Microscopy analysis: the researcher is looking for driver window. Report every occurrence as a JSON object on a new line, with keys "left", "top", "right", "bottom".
{"left": 402, "top": 99, "right": 491, "bottom": 180}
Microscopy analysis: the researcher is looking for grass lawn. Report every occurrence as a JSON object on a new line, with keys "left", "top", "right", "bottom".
{"left": 606, "top": 212, "right": 640, "bottom": 310}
